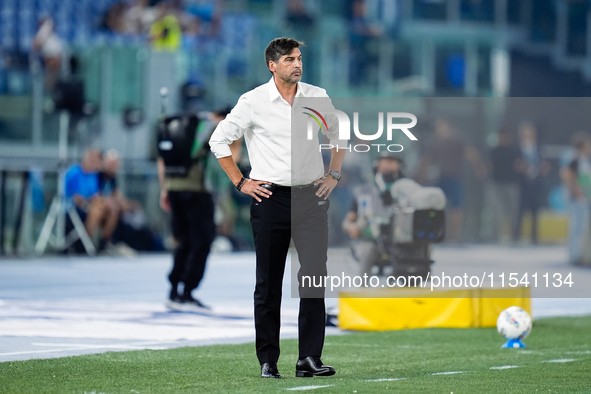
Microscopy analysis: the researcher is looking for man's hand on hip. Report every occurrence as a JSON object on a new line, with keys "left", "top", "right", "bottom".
{"left": 241, "top": 179, "right": 273, "bottom": 203}
{"left": 314, "top": 176, "right": 338, "bottom": 200}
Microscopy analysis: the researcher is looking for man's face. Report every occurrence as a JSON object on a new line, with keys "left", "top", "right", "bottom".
{"left": 269, "top": 48, "right": 302, "bottom": 85}
{"left": 83, "top": 151, "right": 102, "bottom": 172}
{"left": 435, "top": 120, "right": 452, "bottom": 139}
{"left": 377, "top": 158, "right": 400, "bottom": 175}
{"left": 519, "top": 123, "right": 536, "bottom": 143}
{"left": 105, "top": 158, "right": 120, "bottom": 175}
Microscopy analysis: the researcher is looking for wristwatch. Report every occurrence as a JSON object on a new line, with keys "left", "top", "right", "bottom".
{"left": 327, "top": 170, "right": 342, "bottom": 182}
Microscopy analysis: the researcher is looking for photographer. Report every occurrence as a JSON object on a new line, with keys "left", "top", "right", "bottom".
{"left": 65, "top": 149, "right": 119, "bottom": 252}
{"left": 342, "top": 153, "right": 404, "bottom": 277}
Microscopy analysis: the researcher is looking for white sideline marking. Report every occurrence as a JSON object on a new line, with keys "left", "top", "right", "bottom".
{"left": 31, "top": 341, "right": 170, "bottom": 349}
{"left": 0, "top": 340, "right": 172, "bottom": 357}
{"left": 565, "top": 350, "right": 591, "bottom": 355}
{"left": 323, "top": 343, "right": 382, "bottom": 348}
{"left": 285, "top": 385, "right": 335, "bottom": 391}
{"left": 364, "top": 378, "right": 406, "bottom": 382}
{"left": 0, "top": 348, "right": 86, "bottom": 357}
{"left": 430, "top": 371, "right": 469, "bottom": 376}
{"left": 543, "top": 359, "right": 577, "bottom": 363}
{"left": 489, "top": 365, "right": 520, "bottom": 370}
{"left": 0, "top": 299, "right": 265, "bottom": 342}
{"left": 324, "top": 343, "right": 415, "bottom": 349}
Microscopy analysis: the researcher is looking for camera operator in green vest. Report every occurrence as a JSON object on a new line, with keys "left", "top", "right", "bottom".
{"left": 157, "top": 112, "right": 218, "bottom": 310}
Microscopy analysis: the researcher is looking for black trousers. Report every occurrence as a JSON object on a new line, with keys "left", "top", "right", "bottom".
{"left": 168, "top": 191, "right": 216, "bottom": 293}
{"left": 514, "top": 179, "right": 542, "bottom": 243}
{"left": 250, "top": 185, "right": 329, "bottom": 364}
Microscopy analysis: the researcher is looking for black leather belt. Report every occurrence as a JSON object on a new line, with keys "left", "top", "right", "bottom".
{"left": 261, "top": 182, "right": 317, "bottom": 192}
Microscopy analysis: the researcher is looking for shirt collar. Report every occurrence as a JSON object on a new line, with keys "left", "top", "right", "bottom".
{"left": 268, "top": 76, "right": 306, "bottom": 102}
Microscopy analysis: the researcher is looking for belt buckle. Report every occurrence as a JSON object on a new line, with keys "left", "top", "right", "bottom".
{"left": 294, "top": 182, "right": 316, "bottom": 191}
{"left": 261, "top": 183, "right": 277, "bottom": 192}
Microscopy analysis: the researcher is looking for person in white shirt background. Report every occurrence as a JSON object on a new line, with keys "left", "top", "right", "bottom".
{"left": 561, "top": 131, "right": 591, "bottom": 265}
{"left": 32, "top": 16, "right": 64, "bottom": 90}
{"left": 514, "top": 121, "right": 550, "bottom": 244}
{"left": 209, "top": 37, "right": 345, "bottom": 379}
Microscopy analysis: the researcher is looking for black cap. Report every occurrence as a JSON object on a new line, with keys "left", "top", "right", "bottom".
{"left": 375, "top": 151, "right": 403, "bottom": 163}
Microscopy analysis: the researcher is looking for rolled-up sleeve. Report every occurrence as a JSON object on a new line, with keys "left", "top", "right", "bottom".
{"left": 209, "top": 94, "right": 251, "bottom": 159}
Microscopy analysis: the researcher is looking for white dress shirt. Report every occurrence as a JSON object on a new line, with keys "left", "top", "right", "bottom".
{"left": 209, "top": 77, "right": 343, "bottom": 186}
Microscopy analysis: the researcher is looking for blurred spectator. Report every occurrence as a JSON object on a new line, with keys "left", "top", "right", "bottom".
{"left": 32, "top": 16, "right": 64, "bottom": 91}
{"left": 100, "top": 150, "right": 142, "bottom": 214}
{"left": 204, "top": 108, "right": 244, "bottom": 248}
{"left": 283, "top": 0, "right": 317, "bottom": 82}
{"left": 100, "top": 150, "right": 162, "bottom": 253}
{"left": 285, "top": 0, "right": 315, "bottom": 28}
{"left": 349, "top": 0, "right": 382, "bottom": 85}
{"left": 169, "top": 0, "right": 197, "bottom": 32}
{"left": 489, "top": 128, "right": 520, "bottom": 242}
{"left": 209, "top": 0, "right": 224, "bottom": 37}
{"left": 100, "top": 2, "right": 130, "bottom": 34}
{"left": 126, "top": 0, "right": 158, "bottom": 34}
{"left": 99, "top": 150, "right": 120, "bottom": 196}
{"left": 561, "top": 132, "right": 591, "bottom": 265}
{"left": 416, "top": 119, "right": 487, "bottom": 242}
{"left": 65, "top": 149, "right": 119, "bottom": 251}
{"left": 185, "top": 0, "right": 224, "bottom": 37}
{"left": 513, "top": 121, "right": 550, "bottom": 244}
{"left": 150, "top": 2, "right": 183, "bottom": 51}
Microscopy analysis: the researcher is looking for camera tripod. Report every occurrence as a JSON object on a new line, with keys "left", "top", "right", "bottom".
{"left": 35, "top": 111, "right": 96, "bottom": 255}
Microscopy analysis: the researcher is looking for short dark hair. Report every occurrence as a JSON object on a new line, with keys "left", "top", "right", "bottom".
{"left": 264, "top": 37, "right": 305, "bottom": 72}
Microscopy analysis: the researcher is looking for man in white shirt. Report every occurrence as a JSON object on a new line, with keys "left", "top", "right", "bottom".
{"left": 209, "top": 37, "right": 345, "bottom": 379}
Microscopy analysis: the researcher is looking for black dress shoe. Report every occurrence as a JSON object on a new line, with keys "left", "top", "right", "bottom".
{"left": 295, "top": 356, "right": 336, "bottom": 377}
{"left": 261, "top": 362, "right": 281, "bottom": 378}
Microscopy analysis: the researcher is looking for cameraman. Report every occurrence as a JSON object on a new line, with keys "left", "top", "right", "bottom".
{"left": 342, "top": 153, "right": 404, "bottom": 277}
{"left": 157, "top": 113, "right": 218, "bottom": 310}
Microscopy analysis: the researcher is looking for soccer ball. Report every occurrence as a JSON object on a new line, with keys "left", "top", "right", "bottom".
{"left": 496, "top": 306, "right": 532, "bottom": 340}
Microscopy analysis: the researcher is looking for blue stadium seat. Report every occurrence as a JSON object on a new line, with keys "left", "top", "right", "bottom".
{"left": 17, "top": 11, "right": 35, "bottom": 33}
{"left": 19, "top": 35, "right": 32, "bottom": 52}
{"left": 72, "top": 30, "right": 90, "bottom": 46}
{"left": 1, "top": 6, "right": 15, "bottom": 18}
{"left": 17, "top": 0, "right": 34, "bottom": 13}
{"left": 0, "top": 19, "right": 15, "bottom": 40}
{"left": 219, "top": 13, "right": 257, "bottom": 77}
{"left": 1, "top": 0, "right": 16, "bottom": 12}
{"left": 1, "top": 36, "right": 16, "bottom": 52}
{"left": 221, "top": 13, "right": 256, "bottom": 49}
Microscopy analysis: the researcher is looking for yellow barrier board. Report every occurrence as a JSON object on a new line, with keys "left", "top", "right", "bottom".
{"left": 339, "top": 287, "right": 531, "bottom": 331}
{"left": 477, "top": 288, "right": 531, "bottom": 327}
{"left": 519, "top": 210, "right": 568, "bottom": 243}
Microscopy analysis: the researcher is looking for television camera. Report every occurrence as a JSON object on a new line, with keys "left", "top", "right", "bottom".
{"left": 353, "top": 178, "right": 446, "bottom": 280}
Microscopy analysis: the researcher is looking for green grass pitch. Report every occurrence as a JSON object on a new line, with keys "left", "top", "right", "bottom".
{"left": 1, "top": 316, "right": 590, "bottom": 393}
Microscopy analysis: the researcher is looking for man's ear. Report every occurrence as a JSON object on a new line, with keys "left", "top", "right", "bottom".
{"left": 268, "top": 60, "right": 276, "bottom": 73}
